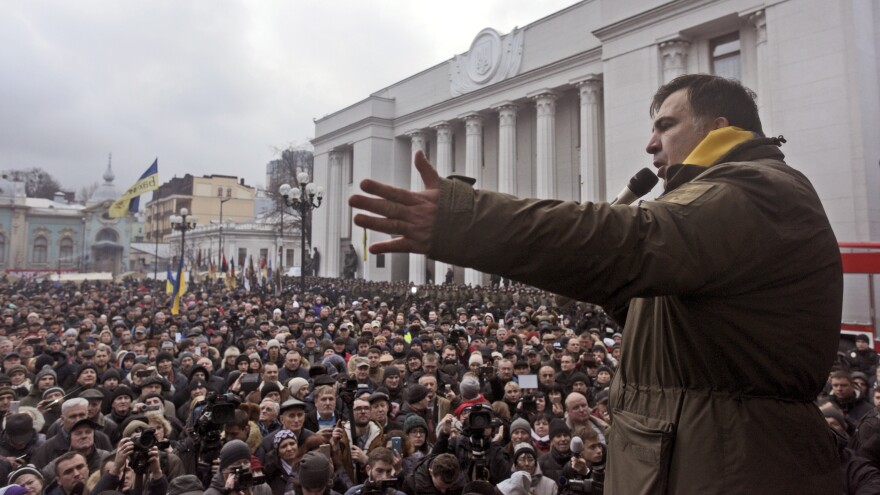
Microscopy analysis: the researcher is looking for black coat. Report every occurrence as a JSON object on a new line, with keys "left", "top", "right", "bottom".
{"left": 401, "top": 455, "right": 467, "bottom": 495}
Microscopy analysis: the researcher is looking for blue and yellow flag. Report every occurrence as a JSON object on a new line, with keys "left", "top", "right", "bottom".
{"left": 109, "top": 159, "right": 159, "bottom": 218}
{"left": 170, "top": 256, "right": 187, "bottom": 315}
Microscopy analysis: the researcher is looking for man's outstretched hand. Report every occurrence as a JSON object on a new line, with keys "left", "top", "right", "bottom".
{"left": 349, "top": 150, "right": 440, "bottom": 255}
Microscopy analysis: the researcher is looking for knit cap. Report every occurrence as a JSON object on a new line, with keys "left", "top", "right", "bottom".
{"left": 549, "top": 418, "right": 571, "bottom": 439}
{"left": 404, "top": 414, "right": 428, "bottom": 434}
{"left": 510, "top": 417, "right": 532, "bottom": 434}
{"left": 383, "top": 366, "right": 400, "bottom": 380}
{"left": 219, "top": 439, "right": 252, "bottom": 470}
{"left": 298, "top": 451, "right": 330, "bottom": 490}
{"left": 513, "top": 442, "right": 536, "bottom": 461}
{"left": 407, "top": 384, "right": 430, "bottom": 404}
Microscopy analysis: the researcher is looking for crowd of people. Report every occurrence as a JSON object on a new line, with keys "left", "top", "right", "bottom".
{"left": 0, "top": 274, "right": 872, "bottom": 495}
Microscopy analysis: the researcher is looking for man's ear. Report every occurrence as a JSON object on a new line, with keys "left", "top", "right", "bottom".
{"left": 711, "top": 116, "right": 730, "bottom": 130}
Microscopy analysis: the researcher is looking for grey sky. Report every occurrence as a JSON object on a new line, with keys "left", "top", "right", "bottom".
{"left": 1, "top": 1, "right": 578, "bottom": 199}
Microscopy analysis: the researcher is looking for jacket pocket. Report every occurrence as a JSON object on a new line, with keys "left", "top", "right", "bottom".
{"left": 609, "top": 409, "right": 675, "bottom": 495}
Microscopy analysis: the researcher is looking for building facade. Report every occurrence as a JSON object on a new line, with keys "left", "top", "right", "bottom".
{"left": 311, "top": 0, "right": 879, "bottom": 293}
{"left": 145, "top": 174, "right": 256, "bottom": 243}
{"left": 0, "top": 162, "right": 135, "bottom": 276}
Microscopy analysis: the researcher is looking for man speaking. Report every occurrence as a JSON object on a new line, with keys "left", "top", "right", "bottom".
{"left": 350, "top": 74, "right": 842, "bottom": 494}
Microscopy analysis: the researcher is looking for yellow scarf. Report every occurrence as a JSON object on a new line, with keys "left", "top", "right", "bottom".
{"left": 683, "top": 126, "right": 755, "bottom": 167}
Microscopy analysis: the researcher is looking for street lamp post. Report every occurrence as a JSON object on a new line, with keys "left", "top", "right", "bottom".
{"left": 170, "top": 208, "right": 198, "bottom": 278}
{"left": 218, "top": 197, "right": 231, "bottom": 278}
{"left": 279, "top": 170, "right": 323, "bottom": 292}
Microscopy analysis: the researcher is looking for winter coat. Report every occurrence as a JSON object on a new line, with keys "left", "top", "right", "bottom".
{"left": 431, "top": 430, "right": 512, "bottom": 485}
{"left": 427, "top": 137, "right": 842, "bottom": 494}
{"left": 336, "top": 420, "right": 384, "bottom": 485}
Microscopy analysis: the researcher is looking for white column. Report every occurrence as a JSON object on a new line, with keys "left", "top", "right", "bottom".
{"left": 576, "top": 76, "right": 605, "bottom": 202}
{"left": 407, "top": 130, "right": 426, "bottom": 285}
{"left": 532, "top": 91, "right": 557, "bottom": 199}
{"left": 493, "top": 103, "right": 518, "bottom": 196}
{"left": 432, "top": 123, "right": 453, "bottom": 281}
{"left": 659, "top": 40, "right": 690, "bottom": 83}
{"left": 749, "top": 10, "right": 771, "bottom": 134}
{"left": 325, "top": 151, "right": 344, "bottom": 277}
{"left": 463, "top": 113, "right": 483, "bottom": 287}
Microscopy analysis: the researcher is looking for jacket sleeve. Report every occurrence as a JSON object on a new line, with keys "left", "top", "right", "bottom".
{"left": 428, "top": 167, "right": 837, "bottom": 308}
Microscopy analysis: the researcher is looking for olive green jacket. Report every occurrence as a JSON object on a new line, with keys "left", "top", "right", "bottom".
{"left": 428, "top": 138, "right": 842, "bottom": 494}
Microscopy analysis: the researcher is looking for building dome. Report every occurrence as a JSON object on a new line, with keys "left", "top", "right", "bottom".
{"left": 90, "top": 155, "right": 119, "bottom": 205}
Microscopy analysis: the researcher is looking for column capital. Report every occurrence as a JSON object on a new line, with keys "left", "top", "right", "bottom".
{"left": 460, "top": 112, "right": 483, "bottom": 136}
{"left": 747, "top": 9, "right": 767, "bottom": 44}
{"left": 575, "top": 76, "right": 603, "bottom": 105}
{"left": 431, "top": 121, "right": 452, "bottom": 143}
{"left": 526, "top": 88, "right": 558, "bottom": 101}
{"left": 490, "top": 100, "right": 518, "bottom": 112}
{"left": 328, "top": 150, "right": 344, "bottom": 167}
{"left": 405, "top": 129, "right": 426, "bottom": 150}
{"left": 570, "top": 73, "right": 603, "bottom": 87}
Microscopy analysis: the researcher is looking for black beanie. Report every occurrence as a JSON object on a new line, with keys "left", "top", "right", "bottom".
{"left": 156, "top": 352, "right": 174, "bottom": 364}
{"left": 549, "top": 418, "right": 571, "bottom": 439}
{"left": 407, "top": 384, "right": 430, "bottom": 404}
{"left": 382, "top": 366, "right": 400, "bottom": 380}
{"left": 111, "top": 386, "right": 135, "bottom": 402}
{"left": 219, "top": 439, "right": 251, "bottom": 470}
{"left": 261, "top": 382, "right": 282, "bottom": 399}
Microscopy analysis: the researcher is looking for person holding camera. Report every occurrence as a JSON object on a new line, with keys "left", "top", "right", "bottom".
{"left": 332, "top": 398, "right": 385, "bottom": 486}
{"left": 88, "top": 437, "right": 168, "bottom": 495}
{"left": 343, "top": 447, "right": 405, "bottom": 495}
{"left": 203, "top": 439, "right": 271, "bottom": 495}
{"left": 432, "top": 408, "right": 511, "bottom": 484}
{"left": 401, "top": 452, "right": 466, "bottom": 495}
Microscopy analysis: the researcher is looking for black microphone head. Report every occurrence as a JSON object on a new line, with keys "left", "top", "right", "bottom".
{"left": 570, "top": 435, "right": 584, "bottom": 455}
{"left": 628, "top": 168, "right": 659, "bottom": 196}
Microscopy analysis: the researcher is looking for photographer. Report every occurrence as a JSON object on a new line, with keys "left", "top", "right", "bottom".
{"left": 204, "top": 439, "right": 271, "bottom": 495}
{"left": 432, "top": 408, "right": 511, "bottom": 484}
{"left": 89, "top": 438, "right": 168, "bottom": 495}
{"left": 343, "top": 447, "right": 405, "bottom": 495}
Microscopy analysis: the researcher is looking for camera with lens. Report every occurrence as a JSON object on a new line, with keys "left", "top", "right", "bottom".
{"left": 192, "top": 391, "right": 241, "bottom": 484}
{"left": 559, "top": 465, "right": 604, "bottom": 495}
{"left": 520, "top": 393, "right": 537, "bottom": 413}
{"left": 463, "top": 403, "right": 495, "bottom": 437}
{"left": 129, "top": 428, "right": 159, "bottom": 473}
{"left": 361, "top": 478, "right": 399, "bottom": 495}
{"left": 230, "top": 465, "right": 263, "bottom": 491}
{"left": 478, "top": 365, "right": 495, "bottom": 381}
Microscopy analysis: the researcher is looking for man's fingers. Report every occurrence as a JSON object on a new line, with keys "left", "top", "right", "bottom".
{"left": 369, "top": 237, "right": 424, "bottom": 255}
{"left": 414, "top": 150, "right": 441, "bottom": 189}
{"left": 358, "top": 179, "right": 421, "bottom": 207}
{"left": 349, "top": 195, "right": 408, "bottom": 222}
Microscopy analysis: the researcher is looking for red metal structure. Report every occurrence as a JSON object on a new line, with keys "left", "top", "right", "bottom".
{"left": 840, "top": 242, "right": 880, "bottom": 350}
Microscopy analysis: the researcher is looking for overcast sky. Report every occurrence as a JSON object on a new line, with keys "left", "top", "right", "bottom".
{"left": 1, "top": 1, "right": 578, "bottom": 199}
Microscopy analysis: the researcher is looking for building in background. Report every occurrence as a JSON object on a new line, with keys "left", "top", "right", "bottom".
{"left": 145, "top": 174, "right": 256, "bottom": 243}
{"left": 311, "top": 0, "right": 879, "bottom": 292}
{"left": 0, "top": 161, "right": 135, "bottom": 276}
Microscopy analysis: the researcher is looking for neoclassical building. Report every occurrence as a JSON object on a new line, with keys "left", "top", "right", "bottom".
{"left": 311, "top": 0, "right": 879, "bottom": 287}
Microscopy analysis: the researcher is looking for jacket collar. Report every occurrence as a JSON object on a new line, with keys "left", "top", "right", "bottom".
{"left": 663, "top": 136, "right": 786, "bottom": 195}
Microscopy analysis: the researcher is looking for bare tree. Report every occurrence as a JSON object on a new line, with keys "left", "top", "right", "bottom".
{"left": 268, "top": 145, "right": 316, "bottom": 247}
{"left": 78, "top": 181, "right": 100, "bottom": 204}
{"left": 2, "top": 167, "right": 63, "bottom": 199}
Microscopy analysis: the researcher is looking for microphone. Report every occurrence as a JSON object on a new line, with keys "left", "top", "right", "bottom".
{"left": 609, "top": 168, "right": 659, "bottom": 205}
{"left": 570, "top": 436, "right": 584, "bottom": 456}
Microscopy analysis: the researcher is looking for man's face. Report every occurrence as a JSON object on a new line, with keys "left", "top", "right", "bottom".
{"left": 420, "top": 377, "right": 437, "bottom": 399}
{"left": 356, "top": 365, "right": 370, "bottom": 381}
{"left": 539, "top": 367, "right": 555, "bottom": 386}
{"left": 831, "top": 377, "right": 856, "bottom": 401}
{"left": 857, "top": 340, "right": 869, "bottom": 351}
{"left": 383, "top": 373, "right": 399, "bottom": 388}
{"left": 142, "top": 384, "right": 162, "bottom": 396}
{"left": 368, "top": 460, "right": 394, "bottom": 482}
{"left": 553, "top": 433, "right": 571, "bottom": 453}
{"left": 262, "top": 365, "right": 279, "bottom": 383}
{"left": 646, "top": 88, "right": 712, "bottom": 186}
{"left": 57, "top": 455, "right": 89, "bottom": 493}
{"left": 353, "top": 400, "right": 371, "bottom": 427}
{"left": 70, "top": 427, "right": 95, "bottom": 452}
{"left": 280, "top": 408, "right": 305, "bottom": 431}
{"left": 37, "top": 374, "right": 55, "bottom": 391}
{"left": 63, "top": 404, "right": 88, "bottom": 432}
{"left": 87, "top": 400, "right": 102, "bottom": 419}
{"left": 317, "top": 393, "right": 336, "bottom": 416}
{"left": 224, "top": 423, "right": 249, "bottom": 441}
{"left": 407, "top": 357, "right": 422, "bottom": 371}
{"left": 566, "top": 394, "right": 590, "bottom": 424}
{"left": 874, "top": 389, "right": 880, "bottom": 408}
{"left": 113, "top": 395, "right": 131, "bottom": 416}
{"left": 560, "top": 356, "right": 574, "bottom": 372}
{"left": 368, "top": 352, "right": 380, "bottom": 368}
{"left": 198, "top": 358, "right": 213, "bottom": 373}
{"left": 370, "top": 401, "right": 389, "bottom": 423}
{"left": 285, "top": 352, "right": 301, "bottom": 370}
{"left": 442, "top": 348, "right": 457, "bottom": 361}
{"left": 157, "top": 359, "right": 172, "bottom": 374}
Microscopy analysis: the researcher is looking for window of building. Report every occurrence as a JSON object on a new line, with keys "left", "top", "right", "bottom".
{"left": 226, "top": 188, "right": 232, "bottom": 198}
{"left": 33, "top": 236, "right": 48, "bottom": 264}
{"left": 286, "top": 249, "right": 294, "bottom": 267}
{"left": 97, "top": 229, "right": 118, "bottom": 243}
{"left": 238, "top": 248, "right": 247, "bottom": 267}
{"left": 60, "top": 237, "right": 74, "bottom": 263}
{"left": 711, "top": 32, "right": 741, "bottom": 80}
{"left": 217, "top": 187, "right": 223, "bottom": 197}
{"left": 376, "top": 253, "right": 385, "bottom": 268}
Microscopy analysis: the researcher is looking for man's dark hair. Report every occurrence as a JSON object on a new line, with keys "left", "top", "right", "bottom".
{"left": 227, "top": 409, "right": 250, "bottom": 429}
{"left": 367, "top": 446, "right": 394, "bottom": 466}
{"left": 650, "top": 74, "right": 764, "bottom": 136}
{"left": 830, "top": 370, "right": 853, "bottom": 384}
{"left": 430, "top": 453, "right": 460, "bottom": 484}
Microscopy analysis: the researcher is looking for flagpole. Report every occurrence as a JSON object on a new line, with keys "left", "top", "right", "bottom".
{"left": 153, "top": 200, "right": 159, "bottom": 280}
